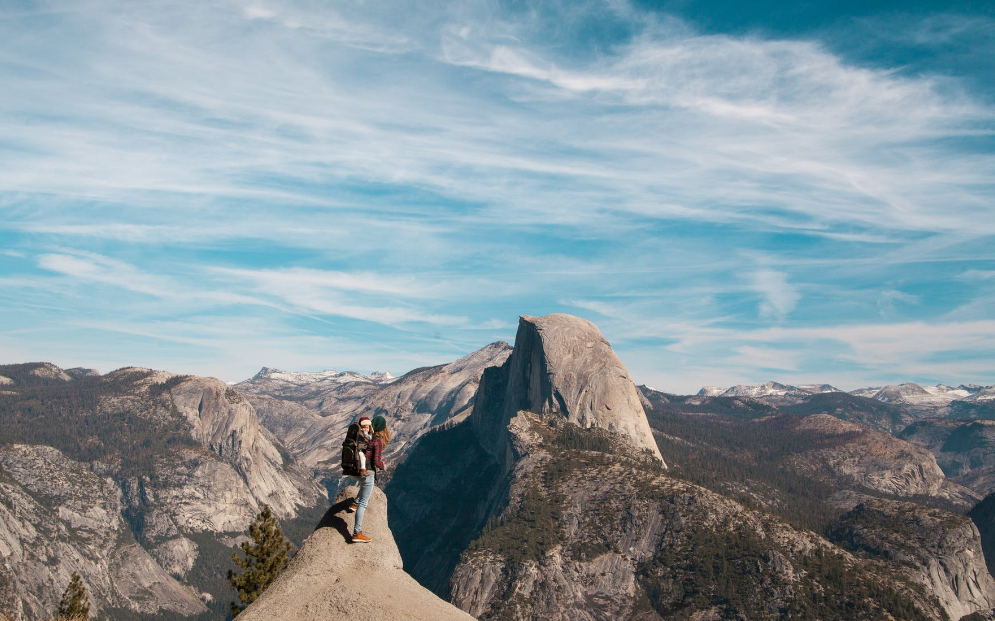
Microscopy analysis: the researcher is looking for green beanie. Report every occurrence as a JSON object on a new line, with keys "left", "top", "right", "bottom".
{"left": 372, "top": 416, "right": 387, "bottom": 432}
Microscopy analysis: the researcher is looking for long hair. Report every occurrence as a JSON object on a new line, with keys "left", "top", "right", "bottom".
{"left": 375, "top": 427, "right": 391, "bottom": 446}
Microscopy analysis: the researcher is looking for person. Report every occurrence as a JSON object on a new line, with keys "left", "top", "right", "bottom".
{"left": 351, "top": 415, "right": 390, "bottom": 543}
{"left": 346, "top": 418, "right": 373, "bottom": 515}
{"left": 356, "top": 417, "right": 373, "bottom": 475}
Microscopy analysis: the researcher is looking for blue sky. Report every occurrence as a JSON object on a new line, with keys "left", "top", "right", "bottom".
{"left": 1, "top": 0, "right": 993, "bottom": 393}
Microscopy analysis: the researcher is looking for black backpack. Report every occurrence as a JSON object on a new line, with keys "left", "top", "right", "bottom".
{"left": 341, "top": 423, "right": 369, "bottom": 476}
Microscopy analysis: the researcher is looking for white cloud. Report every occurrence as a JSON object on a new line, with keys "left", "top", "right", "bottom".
{"left": 729, "top": 345, "right": 801, "bottom": 371}
{"left": 749, "top": 269, "right": 800, "bottom": 320}
{"left": 877, "top": 289, "right": 920, "bottom": 318}
{"left": 37, "top": 252, "right": 171, "bottom": 298}
{"left": 34, "top": 252, "right": 469, "bottom": 327}
{"left": 0, "top": 0, "right": 991, "bottom": 246}
{"left": 1, "top": 0, "right": 993, "bottom": 389}
{"left": 212, "top": 267, "right": 443, "bottom": 299}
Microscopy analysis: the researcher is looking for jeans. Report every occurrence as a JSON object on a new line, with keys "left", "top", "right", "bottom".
{"left": 353, "top": 472, "right": 376, "bottom": 535}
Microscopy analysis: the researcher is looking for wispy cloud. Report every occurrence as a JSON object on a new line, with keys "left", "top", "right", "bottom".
{"left": 749, "top": 269, "right": 800, "bottom": 320}
{"left": 877, "top": 289, "right": 920, "bottom": 318}
{"left": 1, "top": 0, "right": 993, "bottom": 390}
{"left": 38, "top": 252, "right": 171, "bottom": 298}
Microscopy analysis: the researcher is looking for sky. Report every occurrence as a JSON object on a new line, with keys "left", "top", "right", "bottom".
{"left": 1, "top": 0, "right": 993, "bottom": 394}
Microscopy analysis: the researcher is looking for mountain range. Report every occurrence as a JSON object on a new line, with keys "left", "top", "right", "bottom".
{"left": 3, "top": 315, "right": 995, "bottom": 620}
{"left": 700, "top": 380, "right": 995, "bottom": 408}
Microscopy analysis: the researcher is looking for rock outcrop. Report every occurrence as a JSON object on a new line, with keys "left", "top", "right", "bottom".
{"left": 237, "top": 487, "right": 475, "bottom": 621}
{"left": 830, "top": 492, "right": 995, "bottom": 621}
{"left": 470, "top": 315, "right": 663, "bottom": 465}
{"left": 900, "top": 419, "right": 995, "bottom": 496}
{"left": 0, "top": 362, "right": 324, "bottom": 619}
{"left": 240, "top": 342, "right": 512, "bottom": 470}
{"left": 448, "top": 412, "right": 951, "bottom": 621}
{"left": 169, "top": 376, "right": 320, "bottom": 518}
{"left": 388, "top": 314, "right": 665, "bottom": 597}
{"left": 0, "top": 445, "right": 207, "bottom": 620}
{"left": 790, "top": 414, "right": 980, "bottom": 508}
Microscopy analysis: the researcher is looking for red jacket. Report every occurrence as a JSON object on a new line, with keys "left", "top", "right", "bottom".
{"left": 364, "top": 435, "right": 385, "bottom": 471}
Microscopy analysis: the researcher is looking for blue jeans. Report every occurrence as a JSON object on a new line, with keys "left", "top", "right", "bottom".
{"left": 353, "top": 472, "right": 375, "bottom": 535}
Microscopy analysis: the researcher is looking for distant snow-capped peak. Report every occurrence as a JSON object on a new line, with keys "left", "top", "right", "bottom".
{"left": 696, "top": 382, "right": 841, "bottom": 399}
{"left": 974, "top": 387, "right": 995, "bottom": 402}
{"left": 250, "top": 367, "right": 394, "bottom": 386}
{"left": 850, "top": 382, "right": 994, "bottom": 406}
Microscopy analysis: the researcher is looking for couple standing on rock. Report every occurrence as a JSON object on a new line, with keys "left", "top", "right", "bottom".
{"left": 346, "top": 415, "right": 390, "bottom": 543}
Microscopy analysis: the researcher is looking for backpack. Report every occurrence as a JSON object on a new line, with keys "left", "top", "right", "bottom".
{"left": 341, "top": 423, "right": 370, "bottom": 476}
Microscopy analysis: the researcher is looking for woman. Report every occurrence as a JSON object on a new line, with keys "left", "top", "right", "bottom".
{"left": 351, "top": 415, "right": 390, "bottom": 543}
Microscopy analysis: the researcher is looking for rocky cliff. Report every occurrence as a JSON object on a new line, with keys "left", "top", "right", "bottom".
{"left": 900, "top": 419, "right": 995, "bottom": 497}
{"left": 389, "top": 315, "right": 989, "bottom": 620}
{"left": 830, "top": 492, "right": 995, "bottom": 620}
{"left": 789, "top": 414, "right": 980, "bottom": 508}
{"left": 387, "top": 314, "right": 665, "bottom": 597}
{"left": 470, "top": 315, "right": 662, "bottom": 466}
{"left": 169, "top": 376, "right": 319, "bottom": 519}
{"left": 0, "top": 363, "right": 323, "bottom": 620}
{"left": 0, "top": 444, "right": 207, "bottom": 620}
{"left": 237, "top": 486, "right": 475, "bottom": 621}
{"left": 447, "top": 412, "right": 953, "bottom": 620}
{"left": 240, "top": 342, "right": 512, "bottom": 471}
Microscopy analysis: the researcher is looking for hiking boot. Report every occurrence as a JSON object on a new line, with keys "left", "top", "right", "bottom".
{"left": 351, "top": 531, "right": 372, "bottom": 543}
{"left": 347, "top": 502, "right": 358, "bottom": 513}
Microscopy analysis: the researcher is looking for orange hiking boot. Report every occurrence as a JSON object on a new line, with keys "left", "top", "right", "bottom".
{"left": 347, "top": 502, "right": 358, "bottom": 513}
{"left": 351, "top": 531, "right": 372, "bottom": 543}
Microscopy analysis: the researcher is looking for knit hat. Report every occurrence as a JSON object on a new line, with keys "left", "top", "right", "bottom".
{"left": 359, "top": 417, "right": 372, "bottom": 427}
{"left": 372, "top": 415, "right": 387, "bottom": 432}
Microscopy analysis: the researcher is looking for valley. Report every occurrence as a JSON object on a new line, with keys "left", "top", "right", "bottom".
{"left": 2, "top": 314, "right": 995, "bottom": 620}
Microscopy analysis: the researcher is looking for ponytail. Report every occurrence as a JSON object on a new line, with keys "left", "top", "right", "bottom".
{"left": 375, "top": 428, "right": 391, "bottom": 446}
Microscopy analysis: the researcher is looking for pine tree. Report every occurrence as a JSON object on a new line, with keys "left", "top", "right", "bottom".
{"left": 57, "top": 571, "right": 90, "bottom": 620}
{"left": 227, "top": 504, "right": 293, "bottom": 617}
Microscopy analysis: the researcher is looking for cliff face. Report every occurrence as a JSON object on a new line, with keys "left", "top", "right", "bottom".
{"left": 830, "top": 492, "right": 995, "bottom": 621}
{"left": 388, "top": 314, "right": 666, "bottom": 597}
{"left": 900, "top": 419, "right": 995, "bottom": 496}
{"left": 0, "top": 445, "right": 207, "bottom": 620}
{"left": 237, "top": 487, "right": 475, "bottom": 621}
{"left": 390, "top": 320, "right": 995, "bottom": 621}
{"left": 470, "top": 315, "right": 662, "bottom": 465}
{"left": 169, "top": 376, "right": 320, "bottom": 519}
{"left": 789, "top": 414, "right": 980, "bottom": 508}
{"left": 0, "top": 363, "right": 323, "bottom": 620}
{"left": 240, "top": 341, "right": 512, "bottom": 471}
{"left": 448, "top": 412, "right": 952, "bottom": 621}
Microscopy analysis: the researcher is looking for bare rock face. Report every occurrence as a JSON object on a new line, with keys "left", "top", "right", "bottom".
{"left": 150, "top": 536, "right": 199, "bottom": 578}
{"left": 0, "top": 363, "right": 326, "bottom": 619}
{"left": 237, "top": 487, "right": 475, "bottom": 621}
{"left": 0, "top": 445, "right": 207, "bottom": 620}
{"left": 169, "top": 377, "right": 321, "bottom": 519}
{"left": 240, "top": 342, "right": 512, "bottom": 470}
{"left": 27, "top": 363, "right": 72, "bottom": 382}
{"left": 124, "top": 450, "right": 261, "bottom": 534}
{"left": 790, "top": 414, "right": 979, "bottom": 508}
{"left": 899, "top": 419, "right": 995, "bottom": 496}
{"left": 448, "top": 413, "right": 949, "bottom": 621}
{"left": 830, "top": 493, "right": 995, "bottom": 621}
{"left": 471, "top": 315, "right": 663, "bottom": 465}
